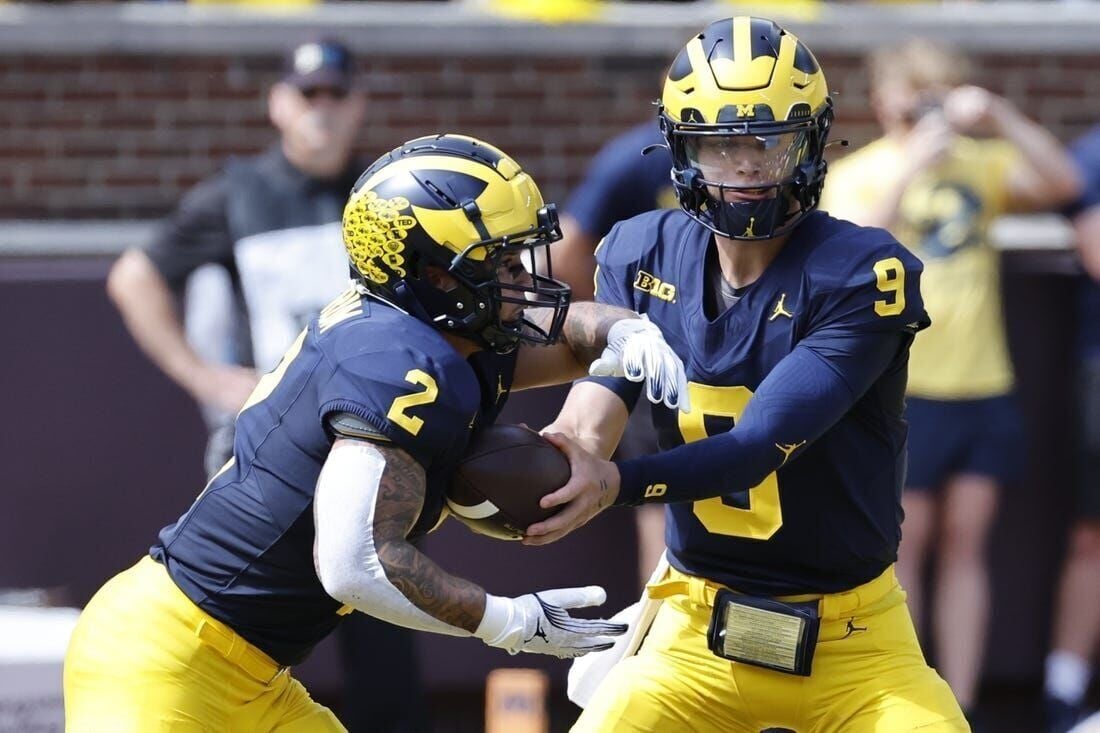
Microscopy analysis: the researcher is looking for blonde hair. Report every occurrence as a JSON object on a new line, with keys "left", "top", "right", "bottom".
{"left": 868, "top": 37, "right": 972, "bottom": 92}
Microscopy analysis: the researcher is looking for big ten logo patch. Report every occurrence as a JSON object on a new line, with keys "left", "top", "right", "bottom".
{"left": 342, "top": 190, "right": 417, "bottom": 284}
{"left": 633, "top": 270, "right": 676, "bottom": 303}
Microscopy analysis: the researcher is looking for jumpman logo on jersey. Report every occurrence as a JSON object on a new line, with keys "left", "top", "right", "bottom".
{"left": 775, "top": 439, "right": 806, "bottom": 466}
{"left": 743, "top": 216, "right": 756, "bottom": 237}
{"left": 769, "top": 293, "right": 795, "bottom": 321}
{"left": 495, "top": 375, "right": 507, "bottom": 404}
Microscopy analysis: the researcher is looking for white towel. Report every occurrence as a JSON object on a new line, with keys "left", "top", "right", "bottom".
{"left": 567, "top": 554, "right": 670, "bottom": 708}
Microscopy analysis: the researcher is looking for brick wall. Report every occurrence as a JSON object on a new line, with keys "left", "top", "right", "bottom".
{"left": 4, "top": 48, "right": 1099, "bottom": 219}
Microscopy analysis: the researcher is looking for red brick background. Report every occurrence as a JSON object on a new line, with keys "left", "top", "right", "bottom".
{"left": 4, "top": 49, "right": 1098, "bottom": 219}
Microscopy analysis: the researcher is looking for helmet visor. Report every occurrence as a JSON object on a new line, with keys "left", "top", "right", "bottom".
{"left": 684, "top": 131, "right": 811, "bottom": 191}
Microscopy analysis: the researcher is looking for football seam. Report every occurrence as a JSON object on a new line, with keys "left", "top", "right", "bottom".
{"left": 458, "top": 442, "right": 562, "bottom": 463}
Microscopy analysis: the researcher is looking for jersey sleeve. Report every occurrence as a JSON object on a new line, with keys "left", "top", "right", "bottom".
{"left": 145, "top": 171, "right": 235, "bottom": 291}
{"left": 615, "top": 329, "right": 910, "bottom": 505}
{"left": 591, "top": 222, "right": 639, "bottom": 310}
{"left": 317, "top": 342, "right": 473, "bottom": 470}
{"left": 807, "top": 233, "right": 930, "bottom": 338}
{"left": 584, "top": 221, "right": 646, "bottom": 410}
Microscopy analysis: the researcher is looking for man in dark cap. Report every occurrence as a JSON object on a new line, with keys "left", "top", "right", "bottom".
{"left": 107, "top": 38, "right": 430, "bottom": 732}
{"left": 108, "top": 36, "right": 367, "bottom": 469}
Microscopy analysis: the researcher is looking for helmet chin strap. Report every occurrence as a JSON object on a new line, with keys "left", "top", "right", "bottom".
{"left": 670, "top": 151, "right": 826, "bottom": 241}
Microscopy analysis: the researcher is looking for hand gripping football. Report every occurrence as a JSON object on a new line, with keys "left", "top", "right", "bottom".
{"left": 447, "top": 424, "right": 571, "bottom": 540}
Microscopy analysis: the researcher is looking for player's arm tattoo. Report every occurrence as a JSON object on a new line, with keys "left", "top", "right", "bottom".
{"left": 561, "top": 302, "right": 637, "bottom": 365}
{"left": 372, "top": 447, "right": 486, "bottom": 633}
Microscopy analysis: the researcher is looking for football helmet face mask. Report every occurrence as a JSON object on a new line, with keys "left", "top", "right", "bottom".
{"left": 342, "top": 134, "right": 571, "bottom": 354}
{"left": 659, "top": 16, "right": 834, "bottom": 241}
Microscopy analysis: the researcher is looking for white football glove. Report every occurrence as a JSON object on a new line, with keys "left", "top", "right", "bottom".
{"left": 475, "top": 586, "right": 627, "bottom": 659}
{"left": 588, "top": 316, "right": 691, "bottom": 413}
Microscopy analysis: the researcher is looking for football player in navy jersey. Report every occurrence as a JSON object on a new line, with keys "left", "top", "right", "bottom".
{"left": 63, "top": 134, "right": 689, "bottom": 732}
{"left": 524, "top": 17, "right": 970, "bottom": 732}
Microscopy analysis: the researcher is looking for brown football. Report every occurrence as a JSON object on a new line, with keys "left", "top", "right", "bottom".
{"left": 446, "top": 424, "right": 571, "bottom": 540}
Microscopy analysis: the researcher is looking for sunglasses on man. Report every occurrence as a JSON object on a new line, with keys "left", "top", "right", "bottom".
{"left": 300, "top": 86, "right": 350, "bottom": 102}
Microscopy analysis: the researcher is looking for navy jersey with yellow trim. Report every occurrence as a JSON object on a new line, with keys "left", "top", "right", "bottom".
{"left": 151, "top": 288, "right": 515, "bottom": 666}
{"left": 593, "top": 209, "right": 928, "bottom": 595}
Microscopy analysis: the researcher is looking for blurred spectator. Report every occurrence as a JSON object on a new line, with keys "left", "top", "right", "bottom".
{"left": 1045, "top": 123, "right": 1100, "bottom": 733}
{"left": 105, "top": 37, "right": 429, "bottom": 733}
{"left": 107, "top": 37, "right": 366, "bottom": 469}
{"left": 555, "top": 119, "right": 675, "bottom": 586}
{"left": 820, "top": 38, "right": 1080, "bottom": 727}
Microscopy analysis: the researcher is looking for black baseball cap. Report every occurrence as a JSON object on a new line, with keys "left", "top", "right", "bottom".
{"left": 282, "top": 38, "right": 354, "bottom": 92}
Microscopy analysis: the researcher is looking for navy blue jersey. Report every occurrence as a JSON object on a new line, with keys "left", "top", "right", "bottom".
{"left": 564, "top": 122, "right": 675, "bottom": 239}
{"left": 1066, "top": 125, "right": 1100, "bottom": 361}
{"left": 593, "top": 209, "right": 928, "bottom": 595}
{"left": 151, "top": 288, "right": 515, "bottom": 665}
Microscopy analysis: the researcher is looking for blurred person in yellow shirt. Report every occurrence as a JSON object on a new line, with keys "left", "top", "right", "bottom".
{"left": 820, "top": 38, "right": 1080, "bottom": 728}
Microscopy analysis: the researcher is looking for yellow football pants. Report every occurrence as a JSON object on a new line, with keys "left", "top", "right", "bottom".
{"left": 64, "top": 556, "right": 345, "bottom": 732}
{"left": 574, "top": 565, "right": 968, "bottom": 733}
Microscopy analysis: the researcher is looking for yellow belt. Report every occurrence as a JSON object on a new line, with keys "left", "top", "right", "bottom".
{"left": 194, "top": 616, "right": 286, "bottom": 684}
{"left": 139, "top": 556, "right": 286, "bottom": 683}
{"left": 648, "top": 564, "right": 898, "bottom": 621}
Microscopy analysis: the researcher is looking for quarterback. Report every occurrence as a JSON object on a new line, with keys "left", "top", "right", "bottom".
{"left": 63, "top": 134, "right": 688, "bottom": 731}
{"left": 526, "top": 17, "right": 970, "bottom": 732}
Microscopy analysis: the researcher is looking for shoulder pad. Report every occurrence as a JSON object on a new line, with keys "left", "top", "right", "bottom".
{"left": 598, "top": 210, "right": 689, "bottom": 268}
{"left": 803, "top": 218, "right": 928, "bottom": 333}
{"left": 327, "top": 411, "right": 390, "bottom": 443}
{"left": 318, "top": 330, "right": 478, "bottom": 469}
{"left": 805, "top": 218, "right": 920, "bottom": 289}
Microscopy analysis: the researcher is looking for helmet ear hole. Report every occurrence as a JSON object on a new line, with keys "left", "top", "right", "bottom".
{"left": 422, "top": 264, "right": 457, "bottom": 293}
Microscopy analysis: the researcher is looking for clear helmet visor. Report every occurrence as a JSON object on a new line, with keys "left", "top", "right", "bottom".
{"left": 684, "top": 130, "right": 811, "bottom": 191}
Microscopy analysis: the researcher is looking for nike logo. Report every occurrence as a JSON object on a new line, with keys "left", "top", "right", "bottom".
{"left": 769, "top": 293, "right": 794, "bottom": 321}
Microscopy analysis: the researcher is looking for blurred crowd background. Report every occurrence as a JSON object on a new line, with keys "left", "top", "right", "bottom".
{"left": 1, "top": 1, "right": 1098, "bottom": 732}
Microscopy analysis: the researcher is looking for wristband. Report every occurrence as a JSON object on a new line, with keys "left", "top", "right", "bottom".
{"left": 474, "top": 593, "right": 516, "bottom": 645}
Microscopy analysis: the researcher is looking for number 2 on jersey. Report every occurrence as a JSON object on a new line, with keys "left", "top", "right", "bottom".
{"left": 387, "top": 370, "right": 439, "bottom": 436}
{"left": 679, "top": 383, "right": 783, "bottom": 540}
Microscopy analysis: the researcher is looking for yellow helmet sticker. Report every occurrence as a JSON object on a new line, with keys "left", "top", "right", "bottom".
{"left": 342, "top": 190, "right": 415, "bottom": 284}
